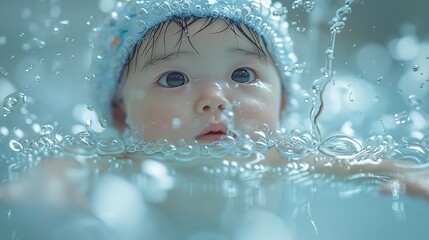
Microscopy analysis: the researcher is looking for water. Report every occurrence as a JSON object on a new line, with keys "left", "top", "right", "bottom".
{"left": 1, "top": 0, "right": 429, "bottom": 240}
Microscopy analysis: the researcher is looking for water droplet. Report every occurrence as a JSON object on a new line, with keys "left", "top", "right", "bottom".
{"left": 421, "top": 136, "right": 429, "bottom": 151}
{"left": 292, "top": 0, "right": 303, "bottom": 9}
{"left": 303, "top": 1, "right": 315, "bottom": 13}
{"left": 208, "top": 141, "right": 229, "bottom": 158}
{"left": 387, "top": 144, "right": 428, "bottom": 164}
{"left": 3, "top": 92, "right": 27, "bottom": 112}
{"left": 86, "top": 104, "right": 94, "bottom": 111}
{"left": 25, "top": 64, "right": 34, "bottom": 72}
{"left": 0, "top": 36, "right": 7, "bottom": 45}
{"left": 9, "top": 139, "right": 23, "bottom": 152}
{"left": 374, "top": 95, "right": 380, "bottom": 102}
{"left": 171, "top": 117, "right": 181, "bottom": 129}
{"left": 75, "top": 131, "right": 96, "bottom": 148}
{"left": 97, "top": 112, "right": 108, "bottom": 128}
{"left": 408, "top": 94, "right": 422, "bottom": 110}
{"left": 0, "top": 126, "right": 9, "bottom": 136}
{"left": 272, "top": 7, "right": 287, "bottom": 16}
{"left": 97, "top": 137, "right": 125, "bottom": 155}
{"left": 412, "top": 65, "right": 420, "bottom": 71}
{"left": 276, "top": 131, "right": 312, "bottom": 159}
{"left": 394, "top": 111, "right": 410, "bottom": 125}
{"left": 348, "top": 92, "right": 354, "bottom": 102}
{"left": 86, "top": 15, "right": 93, "bottom": 25}
{"left": 53, "top": 20, "right": 69, "bottom": 32}
{"left": 59, "top": 20, "right": 69, "bottom": 25}
{"left": 32, "top": 37, "right": 46, "bottom": 49}
{"left": 0, "top": 66, "right": 9, "bottom": 76}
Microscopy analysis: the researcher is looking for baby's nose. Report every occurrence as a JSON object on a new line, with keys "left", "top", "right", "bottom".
{"left": 196, "top": 95, "right": 228, "bottom": 113}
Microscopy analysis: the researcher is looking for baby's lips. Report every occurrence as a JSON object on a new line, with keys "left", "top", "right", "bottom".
{"left": 195, "top": 122, "right": 228, "bottom": 140}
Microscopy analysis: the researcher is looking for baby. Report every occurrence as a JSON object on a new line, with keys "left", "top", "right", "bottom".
{"left": 89, "top": 0, "right": 429, "bottom": 197}
{"left": 92, "top": 0, "right": 296, "bottom": 145}
{"left": 1, "top": 0, "right": 428, "bottom": 206}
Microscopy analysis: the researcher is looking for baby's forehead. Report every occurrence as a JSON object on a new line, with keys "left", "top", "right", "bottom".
{"left": 136, "top": 17, "right": 268, "bottom": 60}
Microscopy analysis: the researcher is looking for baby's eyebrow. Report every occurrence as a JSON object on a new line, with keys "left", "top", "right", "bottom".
{"left": 229, "top": 47, "right": 268, "bottom": 62}
{"left": 140, "top": 51, "right": 193, "bottom": 71}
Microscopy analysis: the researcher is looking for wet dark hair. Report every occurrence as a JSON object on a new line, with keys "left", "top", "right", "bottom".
{"left": 125, "top": 16, "right": 267, "bottom": 76}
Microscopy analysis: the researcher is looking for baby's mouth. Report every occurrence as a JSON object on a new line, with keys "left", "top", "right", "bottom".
{"left": 195, "top": 123, "right": 229, "bottom": 141}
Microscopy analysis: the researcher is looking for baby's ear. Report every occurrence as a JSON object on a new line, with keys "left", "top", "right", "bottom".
{"left": 112, "top": 100, "right": 127, "bottom": 131}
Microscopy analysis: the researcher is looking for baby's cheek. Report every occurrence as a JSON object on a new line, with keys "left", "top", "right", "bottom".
{"left": 236, "top": 99, "right": 278, "bottom": 129}
{"left": 140, "top": 105, "right": 190, "bottom": 140}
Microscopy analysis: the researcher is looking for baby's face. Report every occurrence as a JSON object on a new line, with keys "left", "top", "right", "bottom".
{"left": 119, "top": 19, "right": 284, "bottom": 143}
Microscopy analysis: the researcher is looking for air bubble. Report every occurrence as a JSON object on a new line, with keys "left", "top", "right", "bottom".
{"left": 97, "top": 137, "right": 125, "bottom": 155}
{"left": 40, "top": 125, "right": 54, "bottom": 135}
{"left": 412, "top": 65, "right": 419, "bottom": 71}
{"left": 25, "top": 64, "right": 34, "bottom": 72}
{"left": 75, "top": 131, "right": 97, "bottom": 148}
{"left": 276, "top": 130, "right": 312, "bottom": 159}
{"left": 35, "top": 76, "right": 41, "bottom": 82}
{"left": 377, "top": 76, "right": 383, "bottom": 84}
{"left": 318, "top": 135, "right": 362, "bottom": 159}
{"left": 3, "top": 92, "right": 27, "bottom": 112}
{"left": 176, "top": 143, "right": 198, "bottom": 161}
{"left": 208, "top": 141, "right": 229, "bottom": 158}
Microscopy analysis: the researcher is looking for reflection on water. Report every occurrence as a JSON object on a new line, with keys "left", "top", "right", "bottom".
{"left": 1, "top": 0, "right": 429, "bottom": 240}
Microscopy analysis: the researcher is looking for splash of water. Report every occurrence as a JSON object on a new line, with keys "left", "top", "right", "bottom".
{"left": 309, "top": 0, "right": 359, "bottom": 144}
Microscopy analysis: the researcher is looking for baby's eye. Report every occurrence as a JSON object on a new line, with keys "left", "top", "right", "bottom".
{"left": 231, "top": 67, "right": 257, "bottom": 84}
{"left": 157, "top": 71, "right": 189, "bottom": 88}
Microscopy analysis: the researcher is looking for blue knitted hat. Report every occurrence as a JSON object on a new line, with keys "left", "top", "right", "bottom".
{"left": 91, "top": 0, "right": 297, "bottom": 125}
